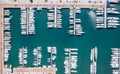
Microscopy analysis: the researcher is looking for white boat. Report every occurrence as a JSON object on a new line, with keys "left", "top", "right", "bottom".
{"left": 4, "top": 10, "right": 11, "bottom": 16}
{"left": 107, "top": 8, "right": 117, "bottom": 11}
{"left": 90, "top": 61, "right": 97, "bottom": 74}
{"left": 113, "top": 70, "right": 119, "bottom": 74}
{"left": 92, "top": 48, "right": 95, "bottom": 61}
{"left": 107, "top": 10, "right": 120, "bottom": 15}
{"left": 75, "top": 19, "right": 81, "bottom": 23}
{"left": 111, "top": 48, "right": 119, "bottom": 50}
{"left": 96, "top": 10, "right": 104, "bottom": 13}
{"left": 49, "top": 9, "right": 54, "bottom": 12}
{"left": 68, "top": 29, "right": 74, "bottom": 35}
{"left": 96, "top": 17, "right": 104, "bottom": 19}
{"left": 24, "top": 60, "right": 27, "bottom": 64}
{"left": 107, "top": 25, "right": 118, "bottom": 28}
{"left": 71, "top": 70, "right": 77, "bottom": 73}
{"left": 48, "top": 17, "right": 54, "bottom": 20}
{"left": 21, "top": 7, "right": 26, "bottom": 10}
{"left": 33, "top": 61, "right": 37, "bottom": 66}
{"left": 37, "top": 7, "right": 42, "bottom": 11}
{"left": 96, "top": 20, "right": 104, "bottom": 24}
{"left": 107, "top": 17, "right": 119, "bottom": 20}
{"left": 108, "top": 20, "right": 119, "bottom": 23}
{"left": 90, "top": 63, "right": 93, "bottom": 73}
{"left": 108, "top": 0, "right": 119, "bottom": 3}
{"left": 108, "top": 23, "right": 120, "bottom": 26}
{"left": 97, "top": 8, "right": 104, "bottom": 11}
{"left": 47, "top": 13, "right": 54, "bottom": 17}
{"left": 70, "top": 19, "right": 74, "bottom": 24}
{"left": 94, "top": 47, "right": 98, "bottom": 60}
{"left": 71, "top": 52, "right": 78, "bottom": 55}
{"left": 51, "top": 56, "right": 56, "bottom": 60}
{"left": 75, "top": 9, "right": 81, "bottom": 13}
{"left": 96, "top": 12, "right": 104, "bottom": 15}
{"left": 91, "top": 49, "right": 93, "bottom": 61}
{"left": 70, "top": 48, "right": 78, "bottom": 51}
{"left": 75, "top": 24, "right": 84, "bottom": 35}
{"left": 24, "top": 48, "right": 28, "bottom": 53}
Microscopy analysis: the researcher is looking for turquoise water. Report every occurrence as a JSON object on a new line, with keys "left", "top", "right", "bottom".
{"left": 4, "top": 6, "right": 120, "bottom": 74}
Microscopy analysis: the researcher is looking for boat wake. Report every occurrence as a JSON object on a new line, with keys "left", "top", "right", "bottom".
{"left": 88, "top": 10, "right": 96, "bottom": 30}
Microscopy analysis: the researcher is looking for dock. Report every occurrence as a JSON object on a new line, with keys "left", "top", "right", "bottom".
{"left": 54, "top": 6, "right": 57, "bottom": 27}
{"left": 0, "top": 5, "right": 3, "bottom": 74}
{"left": 64, "top": 48, "right": 78, "bottom": 74}
{"left": 73, "top": 7, "right": 76, "bottom": 35}
{"left": 0, "top": 4, "right": 104, "bottom": 8}
{"left": 13, "top": 68, "right": 56, "bottom": 74}
{"left": 26, "top": 7, "right": 29, "bottom": 35}
{"left": 0, "top": 2, "right": 106, "bottom": 74}
{"left": 104, "top": 1, "right": 107, "bottom": 28}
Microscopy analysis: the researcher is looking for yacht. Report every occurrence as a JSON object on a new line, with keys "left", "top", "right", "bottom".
{"left": 108, "top": 20, "right": 119, "bottom": 23}
{"left": 71, "top": 52, "right": 78, "bottom": 55}
{"left": 96, "top": 10, "right": 104, "bottom": 13}
{"left": 4, "top": 18, "right": 10, "bottom": 25}
{"left": 112, "top": 70, "right": 119, "bottom": 74}
{"left": 4, "top": 10, "right": 11, "bottom": 16}
{"left": 91, "top": 49, "right": 94, "bottom": 61}
{"left": 107, "top": 17, "right": 119, "bottom": 20}
{"left": 24, "top": 60, "right": 27, "bottom": 64}
{"left": 96, "top": 12, "right": 104, "bottom": 15}
{"left": 33, "top": 61, "right": 37, "bottom": 66}
{"left": 49, "top": 9, "right": 54, "bottom": 12}
{"left": 75, "top": 9, "right": 81, "bottom": 13}
{"left": 48, "top": 17, "right": 54, "bottom": 20}
{"left": 107, "top": 25, "right": 118, "bottom": 28}
{"left": 107, "top": 10, "right": 120, "bottom": 15}
{"left": 37, "top": 7, "right": 42, "bottom": 11}
{"left": 108, "top": 23, "right": 120, "bottom": 26}
{"left": 47, "top": 13, "right": 54, "bottom": 17}
{"left": 97, "top": 8, "right": 104, "bottom": 11}
{"left": 107, "top": 8, "right": 117, "bottom": 11}
{"left": 70, "top": 19, "right": 74, "bottom": 24}
{"left": 74, "top": 24, "right": 84, "bottom": 35}
{"left": 70, "top": 48, "right": 78, "bottom": 51}
{"left": 94, "top": 47, "right": 98, "bottom": 60}
{"left": 108, "top": 0, "right": 119, "bottom": 4}
{"left": 21, "top": 7, "right": 26, "bottom": 10}
{"left": 75, "top": 19, "right": 81, "bottom": 23}
{"left": 96, "top": 17, "right": 104, "bottom": 24}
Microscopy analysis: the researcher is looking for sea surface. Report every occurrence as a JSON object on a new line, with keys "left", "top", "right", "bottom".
{"left": 4, "top": 4, "right": 120, "bottom": 74}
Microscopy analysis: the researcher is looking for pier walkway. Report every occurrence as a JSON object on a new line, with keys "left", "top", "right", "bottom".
{"left": 1, "top": 3, "right": 104, "bottom": 8}
{"left": 0, "top": 4, "right": 3, "bottom": 74}
{"left": 13, "top": 68, "right": 56, "bottom": 74}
